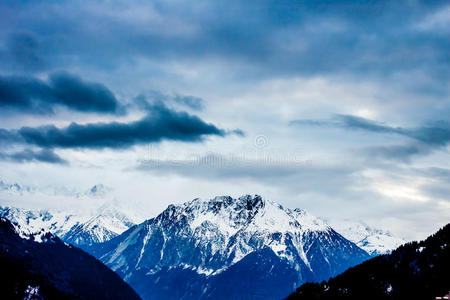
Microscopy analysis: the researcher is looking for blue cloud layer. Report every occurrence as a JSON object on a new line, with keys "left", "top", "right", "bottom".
{"left": 0, "top": 0, "right": 447, "bottom": 89}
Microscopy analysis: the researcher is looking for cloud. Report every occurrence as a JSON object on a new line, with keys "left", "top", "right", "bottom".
{"left": 291, "top": 114, "right": 450, "bottom": 146}
{"left": 1, "top": 0, "right": 448, "bottom": 91}
{"left": 291, "top": 114, "right": 450, "bottom": 162}
{"left": 333, "top": 115, "right": 402, "bottom": 134}
{"left": 291, "top": 115, "right": 401, "bottom": 133}
{"left": 135, "top": 153, "right": 358, "bottom": 196}
{"left": 0, "top": 128, "right": 22, "bottom": 145}
{"left": 333, "top": 116, "right": 450, "bottom": 146}
{"left": 173, "top": 95, "right": 204, "bottom": 111}
{"left": 134, "top": 91, "right": 204, "bottom": 111}
{"left": 364, "top": 144, "right": 432, "bottom": 163}
{"left": 0, "top": 149, "right": 67, "bottom": 164}
{"left": 6, "top": 32, "right": 46, "bottom": 71}
{"left": 1, "top": 103, "right": 236, "bottom": 149}
{"left": 416, "top": 5, "right": 450, "bottom": 32}
{"left": 0, "top": 0, "right": 447, "bottom": 241}
{"left": 417, "top": 167, "right": 450, "bottom": 201}
{"left": 0, "top": 72, "right": 122, "bottom": 115}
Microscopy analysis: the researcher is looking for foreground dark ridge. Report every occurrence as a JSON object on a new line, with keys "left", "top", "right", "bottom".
{"left": 0, "top": 217, "right": 141, "bottom": 300}
{"left": 287, "top": 223, "right": 450, "bottom": 300}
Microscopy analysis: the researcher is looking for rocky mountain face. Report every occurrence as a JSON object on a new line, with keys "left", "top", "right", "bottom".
{"left": 90, "top": 195, "right": 370, "bottom": 299}
{"left": 0, "top": 217, "right": 141, "bottom": 300}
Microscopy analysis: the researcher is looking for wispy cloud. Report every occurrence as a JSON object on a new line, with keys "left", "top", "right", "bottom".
{"left": 291, "top": 114, "right": 450, "bottom": 161}
{"left": 291, "top": 114, "right": 450, "bottom": 145}
{"left": 136, "top": 152, "right": 359, "bottom": 196}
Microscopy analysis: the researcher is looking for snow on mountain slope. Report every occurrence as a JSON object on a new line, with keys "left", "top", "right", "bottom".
{"left": 63, "top": 204, "right": 138, "bottom": 246}
{"left": 0, "top": 203, "right": 140, "bottom": 247}
{"left": 92, "top": 195, "right": 369, "bottom": 299}
{"left": 0, "top": 206, "right": 83, "bottom": 240}
{"left": 329, "top": 219, "right": 407, "bottom": 255}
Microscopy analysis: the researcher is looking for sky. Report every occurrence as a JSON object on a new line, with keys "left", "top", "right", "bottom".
{"left": 0, "top": 0, "right": 449, "bottom": 240}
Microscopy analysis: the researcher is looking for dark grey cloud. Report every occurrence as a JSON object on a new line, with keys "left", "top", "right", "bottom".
{"left": 0, "top": 72, "right": 121, "bottom": 115}
{"left": 0, "top": 149, "right": 67, "bottom": 164}
{"left": 1, "top": 103, "right": 234, "bottom": 149}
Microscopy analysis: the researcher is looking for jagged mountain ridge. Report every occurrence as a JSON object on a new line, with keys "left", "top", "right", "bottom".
{"left": 0, "top": 204, "right": 138, "bottom": 249}
{"left": 0, "top": 217, "right": 141, "bottom": 300}
{"left": 90, "top": 195, "right": 370, "bottom": 299}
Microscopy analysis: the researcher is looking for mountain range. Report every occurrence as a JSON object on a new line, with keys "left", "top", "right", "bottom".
{"left": 0, "top": 194, "right": 411, "bottom": 299}
{"left": 0, "top": 178, "right": 404, "bottom": 255}
{"left": 0, "top": 199, "right": 403, "bottom": 256}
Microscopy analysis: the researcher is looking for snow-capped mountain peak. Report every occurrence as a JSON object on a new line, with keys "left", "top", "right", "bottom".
{"left": 329, "top": 219, "right": 407, "bottom": 255}
{"left": 97, "top": 195, "right": 367, "bottom": 286}
{"left": 156, "top": 195, "right": 330, "bottom": 238}
{"left": 141, "top": 194, "right": 333, "bottom": 269}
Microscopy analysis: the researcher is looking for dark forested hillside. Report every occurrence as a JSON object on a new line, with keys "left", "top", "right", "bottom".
{"left": 0, "top": 217, "right": 141, "bottom": 300}
{"left": 288, "top": 223, "right": 450, "bottom": 300}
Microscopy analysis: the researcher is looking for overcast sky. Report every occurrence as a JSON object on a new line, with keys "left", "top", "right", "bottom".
{"left": 0, "top": 0, "right": 449, "bottom": 240}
